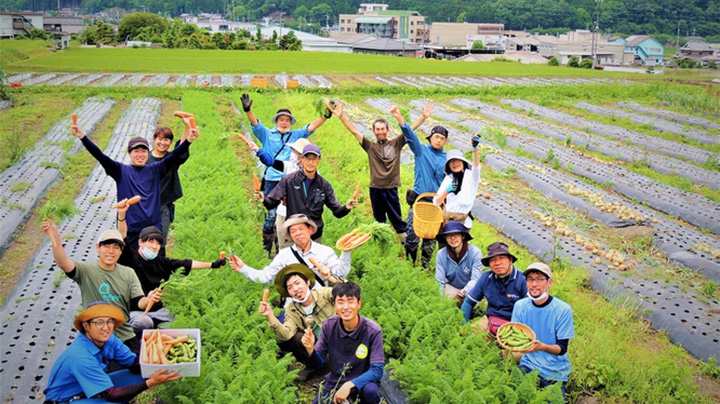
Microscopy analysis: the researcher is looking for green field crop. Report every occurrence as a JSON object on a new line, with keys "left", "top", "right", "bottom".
{"left": 6, "top": 46, "right": 630, "bottom": 77}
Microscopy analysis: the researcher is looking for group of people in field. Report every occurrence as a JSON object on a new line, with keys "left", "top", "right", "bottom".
{"left": 40, "top": 95, "right": 573, "bottom": 404}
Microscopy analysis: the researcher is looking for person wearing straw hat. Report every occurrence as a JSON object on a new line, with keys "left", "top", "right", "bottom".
{"left": 460, "top": 242, "right": 527, "bottom": 337}
{"left": 230, "top": 214, "right": 351, "bottom": 291}
{"left": 43, "top": 220, "right": 161, "bottom": 353}
{"left": 433, "top": 134, "right": 483, "bottom": 229}
{"left": 43, "top": 302, "right": 181, "bottom": 404}
{"left": 512, "top": 262, "right": 574, "bottom": 398}
{"left": 389, "top": 105, "right": 447, "bottom": 268}
{"left": 258, "top": 264, "right": 340, "bottom": 381}
{"left": 243, "top": 137, "right": 311, "bottom": 249}
{"left": 240, "top": 93, "right": 331, "bottom": 257}
{"left": 323, "top": 100, "right": 435, "bottom": 243}
{"left": 434, "top": 221, "right": 483, "bottom": 307}
{"left": 259, "top": 144, "right": 358, "bottom": 242}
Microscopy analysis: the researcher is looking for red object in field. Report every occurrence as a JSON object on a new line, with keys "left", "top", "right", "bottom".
{"left": 72, "top": 114, "right": 78, "bottom": 126}
{"left": 10, "top": 82, "right": 21, "bottom": 87}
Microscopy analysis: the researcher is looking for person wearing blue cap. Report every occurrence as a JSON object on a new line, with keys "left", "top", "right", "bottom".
{"left": 259, "top": 144, "right": 358, "bottom": 241}
{"left": 435, "top": 221, "right": 483, "bottom": 307}
{"left": 240, "top": 93, "right": 332, "bottom": 257}
{"left": 43, "top": 301, "right": 181, "bottom": 404}
{"left": 433, "top": 134, "right": 483, "bottom": 229}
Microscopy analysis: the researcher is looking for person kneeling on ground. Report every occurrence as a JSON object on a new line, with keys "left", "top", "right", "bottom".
{"left": 43, "top": 301, "right": 181, "bottom": 404}
{"left": 302, "top": 282, "right": 384, "bottom": 404}
{"left": 512, "top": 262, "right": 575, "bottom": 398}
{"left": 258, "top": 264, "right": 341, "bottom": 382}
{"left": 116, "top": 200, "right": 226, "bottom": 332}
{"left": 435, "top": 221, "right": 483, "bottom": 307}
{"left": 460, "top": 242, "right": 527, "bottom": 336}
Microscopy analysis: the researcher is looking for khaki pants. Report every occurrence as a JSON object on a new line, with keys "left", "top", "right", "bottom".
{"left": 444, "top": 284, "right": 464, "bottom": 308}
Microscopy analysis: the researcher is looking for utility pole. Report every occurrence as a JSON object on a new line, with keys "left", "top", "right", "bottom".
{"left": 676, "top": 21, "right": 680, "bottom": 49}
{"left": 591, "top": 0, "right": 603, "bottom": 67}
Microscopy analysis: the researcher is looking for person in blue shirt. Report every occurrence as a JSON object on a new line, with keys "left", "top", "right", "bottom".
{"left": 435, "top": 221, "right": 483, "bottom": 307}
{"left": 389, "top": 105, "right": 447, "bottom": 268}
{"left": 43, "top": 301, "right": 180, "bottom": 404}
{"left": 512, "top": 262, "right": 574, "bottom": 398}
{"left": 240, "top": 93, "right": 331, "bottom": 258}
{"left": 461, "top": 242, "right": 527, "bottom": 337}
{"left": 301, "top": 282, "right": 384, "bottom": 404}
{"left": 71, "top": 124, "right": 198, "bottom": 252}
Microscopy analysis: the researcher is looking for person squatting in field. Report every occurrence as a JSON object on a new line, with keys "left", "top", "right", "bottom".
{"left": 434, "top": 221, "right": 483, "bottom": 307}
{"left": 324, "top": 100, "right": 434, "bottom": 244}
{"left": 240, "top": 93, "right": 331, "bottom": 257}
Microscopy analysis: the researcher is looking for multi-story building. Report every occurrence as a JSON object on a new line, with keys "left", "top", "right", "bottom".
{"left": 0, "top": 12, "right": 43, "bottom": 39}
{"left": 339, "top": 3, "right": 427, "bottom": 43}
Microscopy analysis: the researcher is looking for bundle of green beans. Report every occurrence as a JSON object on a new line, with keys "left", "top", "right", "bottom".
{"left": 167, "top": 337, "right": 197, "bottom": 363}
{"left": 497, "top": 325, "right": 533, "bottom": 351}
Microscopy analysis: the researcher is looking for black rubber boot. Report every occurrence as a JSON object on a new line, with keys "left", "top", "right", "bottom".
{"left": 405, "top": 247, "right": 418, "bottom": 266}
{"left": 262, "top": 233, "right": 274, "bottom": 259}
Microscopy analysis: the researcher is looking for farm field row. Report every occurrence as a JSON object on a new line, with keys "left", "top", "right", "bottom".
{"left": 0, "top": 82, "right": 719, "bottom": 403}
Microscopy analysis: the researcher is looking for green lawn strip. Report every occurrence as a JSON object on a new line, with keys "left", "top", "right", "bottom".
{"left": 0, "top": 91, "right": 82, "bottom": 172}
{"left": 0, "top": 39, "right": 53, "bottom": 65}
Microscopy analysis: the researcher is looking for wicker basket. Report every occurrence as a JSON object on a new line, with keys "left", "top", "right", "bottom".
{"left": 412, "top": 192, "right": 443, "bottom": 239}
{"left": 496, "top": 322, "right": 536, "bottom": 352}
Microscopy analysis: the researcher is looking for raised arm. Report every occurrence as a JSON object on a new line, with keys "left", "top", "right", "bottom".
{"left": 241, "top": 93, "right": 259, "bottom": 126}
{"left": 326, "top": 102, "right": 363, "bottom": 143}
{"left": 410, "top": 101, "right": 434, "bottom": 130}
{"left": 42, "top": 219, "right": 74, "bottom": 273}
{"left": 72, "top": 125, "right": 122, "bottom": 180}
{"left": 115, "top": 198, "right": 130, "bottom": 238}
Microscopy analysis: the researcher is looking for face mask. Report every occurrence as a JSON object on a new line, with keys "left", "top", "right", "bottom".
{"left": 528, "top": 284, "right": 549, "bottom": 302}
{"left": 141, "top": 247, "right": 158, "bottom": 260}
{"left": 291, "top": 288, "right": 312, "bottom": 304}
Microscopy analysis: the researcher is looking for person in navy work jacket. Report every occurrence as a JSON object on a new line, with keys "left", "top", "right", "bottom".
{"left": 301, "top": 282, "right": 384, "bottom": 404}
{"left": 71, "top": 124, "right": 199, "bottom": 251}
{"left": 43, "top": 302, "right": 180, "bottom": 404}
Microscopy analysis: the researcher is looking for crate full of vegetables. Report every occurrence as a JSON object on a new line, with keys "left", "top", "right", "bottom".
{"left": 140, "top": 328, "right": 201, "bottom": 378}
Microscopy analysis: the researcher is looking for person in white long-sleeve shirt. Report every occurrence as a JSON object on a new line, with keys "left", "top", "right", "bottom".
{"left": 434, "top": 134, "right": 482, "bottom": 229}
{"left": 230, "top": 214, "right": 351, "bottom": 287}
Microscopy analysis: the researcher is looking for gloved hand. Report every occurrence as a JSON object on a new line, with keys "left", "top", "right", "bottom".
{"left": 324, "top": 101, "right": 334, "bottom": 119}
{"left": 446, "top": 182, "right": 458, "bottom": 194}
{"left": 240, "top": 93, "right": 253, "bottom": 112}
{"left": 471, "top": 133, "right": 482, "bottom": 149}
{"left": 211, "top": 258, "right": 227, "bottom": 268}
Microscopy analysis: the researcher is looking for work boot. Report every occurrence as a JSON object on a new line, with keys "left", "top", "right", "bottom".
{"left": 405, "top": 247, "right": 417, "bottom": 266}
{"left": 421, "top": 248, "right": 433, "bottom": 269}
{"left": 294, "top": 366, "right": 323, "bottom": 382}
{"left": 262, "top": 233, "right": 274, "bottom": 259}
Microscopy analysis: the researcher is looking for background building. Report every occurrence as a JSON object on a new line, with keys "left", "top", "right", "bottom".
{"left": 0, "top": 12, "right": 43, "bottom": 39}
{"left": 339, "top": 3, "right": 426, "bottom": 44}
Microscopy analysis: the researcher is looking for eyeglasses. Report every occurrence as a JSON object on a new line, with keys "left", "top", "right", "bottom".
{"left": 526, "top": 277, "right": 548, "bottom": 284}
{"left": 88, "top": 319, "right": 116, "bottom": 329}
{"left": 303, "top": 155, "right": 320, "bottom": 162}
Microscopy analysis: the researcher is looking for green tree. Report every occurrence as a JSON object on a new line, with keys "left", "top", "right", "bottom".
{"left": 310, "top": 3, "right": 332, "bottom": 25}
{"left": 29, "top": 28, "right": 47, "bottom": 40}
{"left": 117, "top": 12, "right": 166, "bottom": 42}
{"left": 457, "top": 11, "right": 468, "bottom": 22}
{"left": 278, "top": 30, "right": 302, "bottom": 51}
{"left": 471, "top": 40, "right": 484, "bottom": 50}
{"left": 78, "top": 25, "right": 97, "bottom": 45}
{"left": 579, "top": 58, "right": 593, "bottom": 68}
{"left": 548, "top": 56, "right": 560, "bottom": 66}
{"left": 293, "top": 5, "right": 309, "bottom": 20}
{"left": 232, "top": 5, "right": 248, "bottom": 21}
{"left": 96, "top": 21, "right": 116, "bottom": 45}
{"left": 568, "top": 55, "right": 580, "bottom": 67}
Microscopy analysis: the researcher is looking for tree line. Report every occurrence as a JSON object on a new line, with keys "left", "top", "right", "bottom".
{"left": 2, "top": 0, "right": 719, "bottom": 38}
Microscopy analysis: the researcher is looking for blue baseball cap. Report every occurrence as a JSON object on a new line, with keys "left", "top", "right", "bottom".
{"left": 302, "top": 144, "right": 321, "bottom": 157}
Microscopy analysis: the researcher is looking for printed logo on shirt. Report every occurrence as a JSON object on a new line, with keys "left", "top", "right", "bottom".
{"left": 463, "top": 266, "right": 470, "bottom": 274}
{"left": 98, "top": 282, "right": 121, "bottom": 302}
{"left": 293, "top": 186, "right": 301, "bottom": 190}
{"left": 355, "top": 344, "right": 368, "bottom": 359}
{"left": 506, "top": 293, "right": 520, "bottom": 299}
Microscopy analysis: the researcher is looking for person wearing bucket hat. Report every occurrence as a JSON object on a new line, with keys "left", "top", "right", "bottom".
{"left": 259, "top": 144, "right": 358, "bottom": 242}
{"left": 433, "top": 134, "right": 483, "bottom": 229}
{"left": 389, "top": 104, "right": 446, "bottom": 268}
{"left": 43, "top": 302, "right": 181, "bottom": 404}
{"left": 512, "top": 262, "right": 574, "bottom": 398}
{"left": 43, "top": 219, "right": 161, "bottom": 353}
{"left": 115, "top": 204, "right": 227, "bottom": 333}
{"left": 71, "top": 119, "right": 199, "bottom": 251}
{"left": 324, "top": 101, "right": 435, "bottom": 243}
{"left": 240, "top": 93, "right": 332, "bottom": 258}
{"left": 231, "top": 214, "right": 352, "bottom": 295}
{"left": 434, "top": 222, "right": 483, "bottom": 306}
{"left": 460, "top": 242, "right": 528, "bottom": 336}
{"left": 258, "top": 264, "right": 341, "bottom": 381}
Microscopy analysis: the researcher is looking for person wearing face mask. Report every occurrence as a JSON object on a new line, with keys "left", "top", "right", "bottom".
{"left": 231, "top": 214, "right": 351, "bottom": 289}
{"left": 146, "top": 115, "right": 194, "bottom": 252}
{"left": 434, "top": 222, "right": 483, "bottom": 307}
{"left": 42, "top": 220, "right": 160, "bottom": 354}
{"left": 433, "top": 134, "right": 483, "bottom": 229}
{"left": 240, "top": 93, "right": 331, "bottom": 257}
{"left": 258, "top": 264, "right": 341, "bottom": 381}
{"left": 389, "top": 105, "right": 447, "bottom": 269}
{"left": 324, "top": 100, "right": 434, "bottom": 243}
{"left": 460, "top": 242, "right": 528, "bottom": 338}
{"left": 113, "top": 201, "right": 226, "bottom": 332}
{"left": 511, "top": 262, "right": 574, "bottom": 398}
{"left": 70, "top": 122, "right": 199, "bottom": 251}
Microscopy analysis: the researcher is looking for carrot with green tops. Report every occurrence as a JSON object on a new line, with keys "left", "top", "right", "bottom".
{"left": 353, "top": 180, "right": 361, "bottom": 199}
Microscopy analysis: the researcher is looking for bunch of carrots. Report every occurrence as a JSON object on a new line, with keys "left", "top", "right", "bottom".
{"left": 335, "top": 231, "right": 372, "bottom": 251}
{"left": 141, "top": 329, "right": 196, "bottom": 364}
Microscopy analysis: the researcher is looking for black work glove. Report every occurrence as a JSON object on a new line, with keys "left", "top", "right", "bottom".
{"left": 241, "top": 93, "right": 253, "bottom": 112}
{"left": 471, "top": 133, "right": 482, "bottom": 149}
{"left": 323, "top": 100, "right": 335, "bottom": 119}
{"left": 211, "top": 258, "right": 227, "bottom": 268}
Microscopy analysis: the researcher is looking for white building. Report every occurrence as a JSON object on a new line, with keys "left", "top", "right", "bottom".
{"left": 0, "top": 12, "right": 43, "bottom": 39}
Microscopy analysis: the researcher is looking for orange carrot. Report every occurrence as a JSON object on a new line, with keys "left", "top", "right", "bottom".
{"left": 174, "top": 111, "right": 194, "bottom": 118}
{"left": 262, "top": 289, "right": 270, "bottom": 302}
{"left": 143, "top": 287, "right": 162, "bottom": 316}
{"left": 220, "top": 251, "right": 226, "bottom": 259}
{"left": 160, "top": 333, "right": 173, "bottom": 342}
{"left": 189, "top": 117, "right": 197, "bottom": 129}
{"left": 253, "top": 173, "right": 261, "bottom": 191}
{"left": 111, "top": 195, "right": 141, "bottom": 209}
{"left": 72, "top": 113, "right": 78, "bottom": 126}
{"left": 142, "top": 342, "right": 150, "bottom": 363}
{"left": 308, "top": 257, "right": 320, "bottom": 268}
{"left": 238, "top": 133, "right": 250, "bottom": 144}
{"left": 353, "top": 180, "right": 361, "bottom": 199}
{"left": 167, "top": 335, "right": 189, "bottom": 345}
